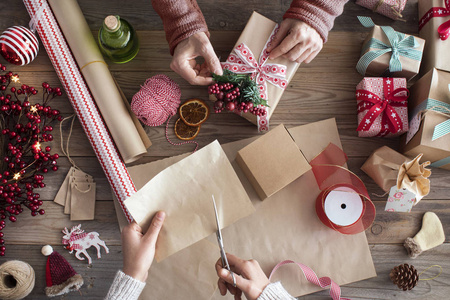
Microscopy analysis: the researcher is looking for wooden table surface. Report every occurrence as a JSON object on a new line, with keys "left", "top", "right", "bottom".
{"left": 0, "top": 1, "right": 449, "bottom": 299}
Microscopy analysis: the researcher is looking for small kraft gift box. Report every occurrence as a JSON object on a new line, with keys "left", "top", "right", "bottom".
{"left": 401, "top": 68, "right": 450, "bottom": 170}
{"left": 356, "top": 0, "right": 407, "bottom": 20}
{"left": 418, "top": 0, "right": 450, "bottom": 73}
{"left": 215, "top": 12, "right": 300, "bottom": 131}
{"left": 356, "top": 77, "right": 409, "bottom": 137}
{"left": 356, "top": 16, "right": 425, "bottom": 80}
{"left": 236, "top": 124, "right": 311, "bottom": 200}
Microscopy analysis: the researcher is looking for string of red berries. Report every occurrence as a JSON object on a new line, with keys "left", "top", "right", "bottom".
{"left": 0, "top": 64, "right": 62, "bottom": 256}
{"left": 208, "top": 69, "right": 268, "bottom": 117}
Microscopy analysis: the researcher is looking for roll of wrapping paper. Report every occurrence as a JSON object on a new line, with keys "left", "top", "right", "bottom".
{"left": 310, "top": 143, "right": 376, "bottom": 234}
{"left": 23, "top": 0, "right": 134, "bottom": 223}
{"left": 47, "top": 0, "right": 151, "bottom": 164}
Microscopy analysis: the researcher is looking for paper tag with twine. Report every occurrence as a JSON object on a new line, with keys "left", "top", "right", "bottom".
{"left": 63, "top": 174, "right": 94, "bottom": 215}
{"left": 53, "top": 115, "right": 96, "bottom": 219}
{"left": 70, "top": 181, "right": 96, "bottom": 221}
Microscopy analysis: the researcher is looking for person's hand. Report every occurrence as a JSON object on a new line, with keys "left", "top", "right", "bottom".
{"left": 171, "top": 32, "right": 223, "bottom": 85}
{"left": 215, "top": 253, "right": 270, "bottom": 300}
{"left": 267, "top": 18, "right": 323, "bottom": 64}
{"left": 121, "top": 211, "right": 166, "bottom": 282}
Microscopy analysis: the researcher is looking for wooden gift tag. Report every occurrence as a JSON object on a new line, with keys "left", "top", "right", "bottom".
{"left": 64, "top": 174, "right": 94, "bottom": 215}
{"left": 70, "top": 181, "right": 96, "bottom": 221}
{"left": 54, "top": 167, "right": 93, "bottom": 206}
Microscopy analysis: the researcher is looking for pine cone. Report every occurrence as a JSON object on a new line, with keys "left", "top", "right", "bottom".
{"left": 390, "top": 263, "right": 419, "bottom": 290}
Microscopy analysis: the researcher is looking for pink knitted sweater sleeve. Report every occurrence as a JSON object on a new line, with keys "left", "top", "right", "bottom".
{"left": 284, "top": 0, "right": 348, "bottom": 42}
{"left": 151, "top": 0, "right": 209, "bottom": 55}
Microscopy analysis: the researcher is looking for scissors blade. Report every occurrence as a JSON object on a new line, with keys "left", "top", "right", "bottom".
{"left": 212, "top": 195, "right": 222, "bottom": 239}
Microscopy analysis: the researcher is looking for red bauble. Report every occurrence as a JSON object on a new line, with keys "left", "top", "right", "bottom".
{"left": 0, "top": 26, "right": 39, "bottom": 65}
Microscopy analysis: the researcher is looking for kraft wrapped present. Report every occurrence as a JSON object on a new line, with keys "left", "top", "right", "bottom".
{"left": 419, "top": 0, "right": 450, "bottom": 73}
{"left": 356, "top": 0, "right": 407, "bottom": 20}
{"left": 216, "top": 12, "right": 300, "bottom": 131}
{"left": 401, "top": 68, "right": 450, "bottom": 170}
{"left": 356, "top": 16, "right": 425, "bottom": 80}
{"left": 356, "top": 77, "right": 409, "bottom": 137}
{"left": 236, "top": 124, "right": 311, "bottom": 200}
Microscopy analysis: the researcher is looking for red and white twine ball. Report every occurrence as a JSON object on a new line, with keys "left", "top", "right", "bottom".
{"left": 0, "top": 26, "right": 39, "bottom": 66}
{"left": 131, "top": 74, "right": 181, "bottom": 126}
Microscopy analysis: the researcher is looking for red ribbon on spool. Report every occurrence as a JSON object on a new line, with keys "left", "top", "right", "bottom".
{"left": 310, "top": 143, "right": 376, "bottom": 235}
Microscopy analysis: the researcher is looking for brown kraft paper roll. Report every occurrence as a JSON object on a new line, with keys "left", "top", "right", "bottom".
{"left": 48, "top": 0, "right": 151, "bottom": 163}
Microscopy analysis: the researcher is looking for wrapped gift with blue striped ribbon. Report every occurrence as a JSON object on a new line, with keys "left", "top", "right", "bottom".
{"left": 401, "top": 68, "right": 450, "bottom": 170}
{"left": 357, "top": 16, "right": 426, "bottom": 81}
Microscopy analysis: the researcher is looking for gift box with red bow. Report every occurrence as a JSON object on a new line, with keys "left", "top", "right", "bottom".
{"left": 214, "top": 12, "right": 300, "bottom": 131}
{"left": 356, "top": 77, "right": 409, "bottom": 137}
{"left": 419, "top": 0, "right": 450, "bottom": 73}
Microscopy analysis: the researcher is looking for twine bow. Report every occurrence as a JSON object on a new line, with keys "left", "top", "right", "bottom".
{"left": 356, "top": 16, "right": 423, "bottom": 76}
{"left": 222, "top": 26, "right": 288, "bottom": 101}
{"left": 357, "top": 78, "right": 409, "bottom": 136}
{"left": 372, "top": 0, "right": 405, "bottom": 20}
{"left": 419, "top": 0, "right": 450, "bottom": 40}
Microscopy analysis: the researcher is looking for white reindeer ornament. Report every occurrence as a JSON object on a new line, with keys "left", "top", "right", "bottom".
{"left": 62, "top": 224, "right": 109, "bottom": 264}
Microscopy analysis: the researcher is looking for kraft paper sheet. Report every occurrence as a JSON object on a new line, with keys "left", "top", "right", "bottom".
{"left": 116, "top": 118, "right": 376, "bottom": 300}
{"left": 124, "top": 140, "right": 255, "bottom": 262}
{"left": 48, "top": 0, "right": 151, "bottom": 163}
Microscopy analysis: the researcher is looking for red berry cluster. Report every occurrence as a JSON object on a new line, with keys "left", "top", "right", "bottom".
{"left": 208, "top": 82, "right": 267, "bottom": 117}
{"left": 0, "top": 65, "right": 62, "bottom": 256}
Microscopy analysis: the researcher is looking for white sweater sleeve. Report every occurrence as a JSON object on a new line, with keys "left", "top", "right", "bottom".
{"left": 105, "top": 270, "right": 146, "bottom": 300}
{"left": 257, "top": 282, "right": 296, "bottom": 300}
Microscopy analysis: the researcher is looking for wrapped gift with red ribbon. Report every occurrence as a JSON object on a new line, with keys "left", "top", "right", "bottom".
{"left": 214, "top": 11, "right": 300, "bottom": 132}
{"left": 419, "top": 0, "right": 450, "bottom": 73}
{"left": 356, "top": 77, "right": 409, "bottom": 137}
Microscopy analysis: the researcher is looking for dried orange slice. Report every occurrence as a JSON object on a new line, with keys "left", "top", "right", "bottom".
{"left": 174, "top": 118, "right": 201, "bottom": 140}
{"left": 179, "top": 98, "right": 209, "bottom": 126}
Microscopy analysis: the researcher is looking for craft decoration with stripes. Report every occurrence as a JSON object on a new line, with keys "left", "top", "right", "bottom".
{"left": 410, "top": 97, "right": 450, "bottom": 141}
{"left": 23, "top": 0, "right": 135, "bottom": 223}
{"left": 269, "top": 260, "right": 350, "bottom": 300}
{"left": 419, "top": 0, "right": 450, "bottom": 40}
{"left": 222, "top": 25, "right": 287, "bottom": 132}
{"left": 310, "top": 143, "right": 376, "bottom": 235}
{"left": 356, "top": 16, "right": 423, "bottom": 76}
{"left": 0, "top": 26, "right": 39, "bottom": 65}
{"left": 357, "top": 77, "right": 409, "bottom": 137}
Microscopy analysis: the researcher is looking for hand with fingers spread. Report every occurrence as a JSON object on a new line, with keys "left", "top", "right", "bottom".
{"left": 122, "top": 211, "right": 166, "bottom": 282}
{"left": 267, "top": 18, "right": 323, "bottom": 64}
{"left": 215, "top": 253, "right": 270, "bottom": 300}
{"left": 171, "top": 32, "right": 223, "bottom": 85}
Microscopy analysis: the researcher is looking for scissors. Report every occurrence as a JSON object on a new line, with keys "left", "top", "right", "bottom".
{"left": 212, "top": 195, "right": 236, "bottom": 287}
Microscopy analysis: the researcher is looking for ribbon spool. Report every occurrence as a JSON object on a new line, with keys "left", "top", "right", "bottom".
{"left": 311, "top": 143, "right": 376, "bottom": 235}
{"left": 0, "top": 260, "right": 35, "bottom": 300}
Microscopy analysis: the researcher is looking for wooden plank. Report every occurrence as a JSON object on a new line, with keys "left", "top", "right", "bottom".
{"left": 0, "top": 243, "right": 447, "bottom": 300}
{"left": 30, "top": 156, "right": 450, "bottom": 202}
{"left": 3, "top": 196, "right": 448, "bottom": 245}
{"left": 0, "top": 1, "right": 419, "bottom": 33}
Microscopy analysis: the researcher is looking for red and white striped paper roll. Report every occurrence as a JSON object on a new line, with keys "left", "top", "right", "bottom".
{"left": 23, "top": 0, "right": 134, "bottom": 223}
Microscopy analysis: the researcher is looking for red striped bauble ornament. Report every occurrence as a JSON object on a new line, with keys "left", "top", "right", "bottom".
{"left": 0, "top": 26, "right": 39, "bottom": 66}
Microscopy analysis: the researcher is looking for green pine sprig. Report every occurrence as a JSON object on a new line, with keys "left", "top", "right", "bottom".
{"left": 212, "top": 69, "right": 269, "bottom": 107}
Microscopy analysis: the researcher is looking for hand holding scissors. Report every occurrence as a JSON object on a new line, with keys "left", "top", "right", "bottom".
{"left": 213, "top": 195, "right": 270, "bottom": 300}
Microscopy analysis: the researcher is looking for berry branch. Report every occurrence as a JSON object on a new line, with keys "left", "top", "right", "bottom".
{"left": 208, "top": 69, "right": 268, "bottom": 116}
{"left": 0, "top": 64, "right": 62, "bottom": 256}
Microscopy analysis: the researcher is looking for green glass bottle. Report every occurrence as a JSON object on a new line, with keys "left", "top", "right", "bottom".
{"left": 98, "top": 15, "right": 139, "bottom": 63}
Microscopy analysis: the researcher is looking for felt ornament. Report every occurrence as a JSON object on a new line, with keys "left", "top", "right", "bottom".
{"left": 404, "top": 212, "right": 445, "bottom": 258}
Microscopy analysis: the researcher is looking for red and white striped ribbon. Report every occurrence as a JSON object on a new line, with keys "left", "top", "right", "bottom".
{"left": 269, "top": 260, "right": 350, "bottom": 300}
{"left": 23, "top": 0, "right": 134, "bottom": 223}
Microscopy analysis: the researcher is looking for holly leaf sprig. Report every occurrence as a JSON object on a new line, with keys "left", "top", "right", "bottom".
{"left": 212, "top": 69, "right": 269, "bottom": 107}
